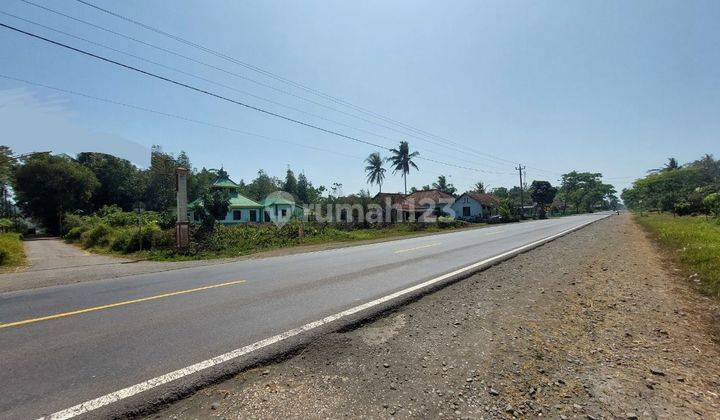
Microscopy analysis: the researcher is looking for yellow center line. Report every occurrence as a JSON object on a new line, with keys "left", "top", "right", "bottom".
{"left": 0, "top": 279, "right": 246, "bottom": 330}
{"left": 394, "top": 242, "right": 442, "bottom": 254}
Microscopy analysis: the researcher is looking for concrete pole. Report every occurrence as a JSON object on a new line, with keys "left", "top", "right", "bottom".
{"left": 175, "top": 167, "right": 189, "bottom": 249}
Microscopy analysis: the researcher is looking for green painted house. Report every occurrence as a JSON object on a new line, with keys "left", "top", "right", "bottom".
{"left": 260, "top": 194, "right": 297, "bottom": 222}
{"left": 189, "top": 177, "right": 264, "bottom": 224}
{"left": 189, "top": 176, "right": 303, "bottom": 224}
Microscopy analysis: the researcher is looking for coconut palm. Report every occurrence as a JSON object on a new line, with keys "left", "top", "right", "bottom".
{"left": 387, "top": 141, "right": 419, "bottom": 194}
{"left": 664, "top": 157, "right": 679, "bottom": 171}
{"left": 364, "top": 152, "right": 386, "bottom": 193}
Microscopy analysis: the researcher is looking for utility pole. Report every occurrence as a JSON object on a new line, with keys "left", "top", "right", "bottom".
{"left": 516, "top": 164, "right": 526, "bottom": 219}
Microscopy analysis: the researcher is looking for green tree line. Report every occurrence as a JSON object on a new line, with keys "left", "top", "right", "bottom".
{"left": 3, "top": 146, "right": 325, "bottom": 234}
{"left": 621, "top": 155, "right": 720, "bottom": 216}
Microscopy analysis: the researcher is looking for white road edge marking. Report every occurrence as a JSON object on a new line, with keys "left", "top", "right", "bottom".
{"left": 40, "top": 215, "right": 608, "bottom": 420}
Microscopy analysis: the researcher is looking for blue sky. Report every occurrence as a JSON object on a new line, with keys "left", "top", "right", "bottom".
{"left": 0, "top": 0, "right": 717, "bottom": 195}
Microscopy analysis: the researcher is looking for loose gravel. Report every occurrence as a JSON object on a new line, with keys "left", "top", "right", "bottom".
{"left": 149, "top": 215, "right": 720, "bottom": 419}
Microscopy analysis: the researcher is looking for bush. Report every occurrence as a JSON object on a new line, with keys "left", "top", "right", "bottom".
{"left": 110, "top": 225, "right": 160, "bottom": 253}
{"left": 65, "top": 226, "right": 89, "bottom": 241}
{"left": 0, "top": 232, "right": 25, "bottom": 267}
{"left": 674, "top": 200, "right": 693, "bottom": 216}
{"left": 704, "top": 193, "right": 720, "bottom": 218}
{"left": 80, "top": 223, "right": 112, "bottom": 248}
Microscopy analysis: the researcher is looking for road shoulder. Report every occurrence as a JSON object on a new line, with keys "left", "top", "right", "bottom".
{"left": 151, "top": 214, "right": 720, "bottom": 419}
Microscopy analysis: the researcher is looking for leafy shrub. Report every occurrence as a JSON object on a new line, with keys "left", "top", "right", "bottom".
{"left": 65, "top": 226, "right": 89, "bottom": 241}
{"left": 64, "top": 212, "right": 95, "bottom": 232}
{"left": 157, "top": 211, "right": 176, "bottom": 229}
{"left": 437, "top": 217, "right": 469, "bottom": 228}
{"left": 704, "top": 193, "right": 720, "bottom": 218}
{"left": 80, "top": 223, "right": 112, "bottom": 248}
{"left": 0, "top": 232, "right": 25, "bottom": 267}
{"left": 110, "top": 225, "right": 160, "bottom": 253}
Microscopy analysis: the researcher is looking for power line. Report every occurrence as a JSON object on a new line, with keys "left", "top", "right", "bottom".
{"left": 0, "top": 10, "right": 510, "bottom": 173}
{"left": 0, "top": 22, "right": 513, "bottom": 178}
{"left": 0, "top": 74, "right": 362, "bottom": 161}
{"left": 23, "top": 0, "right": 533, "bottom": 173}
{"left": 72, "top": 0, "right": 535, "bottom": 169}
{"left": 0, "top": 73, "right": 485, "bottom": 185}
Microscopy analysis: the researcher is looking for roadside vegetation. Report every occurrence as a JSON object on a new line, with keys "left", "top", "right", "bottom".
{"left": 0, "top": 143, "right": 619, "bottom": 261}
{"left": 62, "top": 205, "right": 469, "bottom": 260}
{"left": 635, "top": 213, "right": 720, "bottom": 296}
{"left": 0, "top": 231, "right": 25, "bottom": 269}
{"left": 623, "top": 154, "right": 720, "bottom": 296}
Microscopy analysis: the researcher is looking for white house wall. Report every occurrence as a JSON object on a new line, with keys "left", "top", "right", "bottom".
{"left": 450, "top": 196, "right": 484, "bottom": 219}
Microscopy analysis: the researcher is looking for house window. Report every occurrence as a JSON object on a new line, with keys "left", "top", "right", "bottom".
{"left": 281, "top": 209, "right": 287, "bottom": 217}
{"left": 233, "top": 210, "right": 242, "bottom": 221}
{"left": 249, "top": 210, "right": 257, "bottom": 222}
{"left": 463, "top": 206, "right": 471, "bottom": 217}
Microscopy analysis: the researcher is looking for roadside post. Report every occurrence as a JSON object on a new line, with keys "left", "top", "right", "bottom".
{"left": 175, "top": 167, "right": 190, "bottom": 249}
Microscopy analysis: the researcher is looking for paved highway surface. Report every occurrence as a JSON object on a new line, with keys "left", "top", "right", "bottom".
{"left": 0, "top": 213, "right": 610, "bottom": 419}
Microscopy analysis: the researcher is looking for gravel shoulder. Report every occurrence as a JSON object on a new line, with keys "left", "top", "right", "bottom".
{"left": 149, "top": 214, "right": 720, "bottom": 419}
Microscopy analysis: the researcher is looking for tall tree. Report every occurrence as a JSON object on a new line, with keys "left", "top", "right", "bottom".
{"left": 188, "top": 167, "right": 216, "bottom": 203}
{"left": 13, "top": 153, "right": 99, "bottom": 233}
{"left": 195, "top": 188, "right": 230, "bottom": 234}
{"left": 282, "top": 167, "right": 298, "bottom": 196}
{"left": 664, "top": 157, "right": 679, "bottom": 171}
{"left": 246, "top": 169, "right": 280, "bottom": 201}
{"left": 529, "top": 180, "right": 558, "bottom": 219}
{"left": 76, "top": 152, "right": 143, "bottom": 211}
{"left": 0, "top": 146, "right": 15, "bottom": 217}
{"left": 490, "top": 187, "right": 510, "bottom": 200}
{"left": 176, "top": 151, "right": 192, "bottom": 171}
{"left": 296, "top": 172, "right": 324, "bottom": 204}
{"left": 143, "top": 145, "right": 177, "bottom": 211}
{"left": 387, "top": 141, "right": 419, "bottom": 194}
{"left": 364, "top": 152, "right": 386, "bottom": 193}
{"left": 474, "top": 181, "right": 486, "bottom": 194}
{"left": 432, "top": 175, "right": 456, "bottom": 195}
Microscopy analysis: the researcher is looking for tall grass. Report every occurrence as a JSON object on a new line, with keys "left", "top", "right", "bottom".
{"left": 0, "top": 232, "right": 25, "bottom": 268}
{"left": 635, "top": 213, "right": 720, "bottom": 296}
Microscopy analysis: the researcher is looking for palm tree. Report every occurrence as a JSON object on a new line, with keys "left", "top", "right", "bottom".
{"left": 387, "top": 141, "right": 419, "bottom": 194}
{"left": 664, "top": 157, "right": 679, "bottom": 171}
{"left": 648, "top": 157, "right": 680, "bottom": 174}
{"left": 364, "top": 152, "right": 386, "bottom": 193}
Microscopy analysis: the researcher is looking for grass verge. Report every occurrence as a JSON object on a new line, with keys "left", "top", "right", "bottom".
{"left": 0, "top": 232, "right": 26, "bottom": 269}
{"left": 634, "top": 213, "right": 720, "bottom": 296}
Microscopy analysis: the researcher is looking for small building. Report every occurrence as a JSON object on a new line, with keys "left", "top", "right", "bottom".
{"left": 260, "top": 194, "right": 298, "bottom": 222}
{"left": 399, "top": 189, "right": 455, "bottom": 222}
{"left": 451, "top": 192, "right": 501, "bottom": 221}
{"left": 373, "top": 192, "right": 405, "bottom": 222}
{"left": 189, "top": 176, "right": 264, "bottom": 224}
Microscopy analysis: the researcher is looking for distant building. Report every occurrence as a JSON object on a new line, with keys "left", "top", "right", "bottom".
{"left": 451, "top": 192, "right": 501, "bottom": 221}
{"left": 373, "top": 192, "right": 405, "bottom": 222}
{"left": 399, "top": 189, "right": 455, "bottom": 222}
{"left": 189, "top": 176, "right": 264, "bottom": 223}
{"left": 260, "top": 194, "right": 298, "bottom": 223}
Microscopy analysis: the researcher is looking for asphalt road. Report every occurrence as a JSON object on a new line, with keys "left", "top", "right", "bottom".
{"left": 0, "top": 213, "right": 610, "bottom": 419}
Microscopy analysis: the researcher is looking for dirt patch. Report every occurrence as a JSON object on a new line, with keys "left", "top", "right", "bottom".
{"left": 149, "top": 215, "right": 720, "bottom": 419}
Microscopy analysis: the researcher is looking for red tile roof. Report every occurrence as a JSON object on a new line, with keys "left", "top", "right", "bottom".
{"left": 400, "top": 189, "right": 455, "bottom": 210}
{"left": 462, "top": 191, "right": 501, "bottom": 207}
